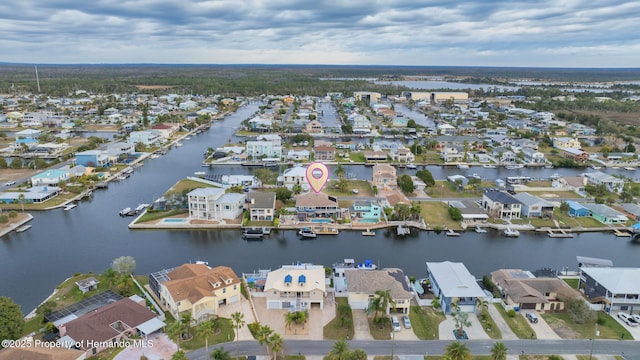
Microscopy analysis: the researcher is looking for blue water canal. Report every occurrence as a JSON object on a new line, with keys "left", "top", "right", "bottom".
{"left": 1, "top": 103, "right": 639, "bottom": 314}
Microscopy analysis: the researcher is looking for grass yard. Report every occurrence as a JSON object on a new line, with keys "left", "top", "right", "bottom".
{"left": 562, "top": 278, "right": 579, "bottom": 289}
{"left": 324, "top": 180, "right": 373, "bottom": 197}
{"left": 494, "top": 304, "right": 535, "bottom": 339}
{"left": 541, "top": 312, "right": 632, "bottom": 340}
{"left": 528, "top": 191, "right": 584, "bottom": 199}
{"left": 478, "top": 310, "right": 502, "bottom": 339}
{"left": 178, "top": 317, "right": 235, "bottom": 351}
{"left": 427, "top": 180, "right": 480, "bottom": 198}
{"left": 166, "top": 178, "right": 217, "bottom": 196}
{"left": 426, "top": 357, "right": 491, "bottom": 360}
{"left": 409, "top": 306, "right": 446, "bottom": 340}
{"left": 419, "top": 201, "right": 462, "bottom": 230}
{"left": 323, "top": 298, "right": 355, "bottom": 340}
{"left": 349, "top": 152, "right": 366, "bottom": 162}
{"left": 553, "top": 211, "right": 606, "bottom": 228}
{"left": 135, "top": 209, "right": 187, "bottom": 223}
{"left": 368, "top": 317, "right": 392, "bottom": 340}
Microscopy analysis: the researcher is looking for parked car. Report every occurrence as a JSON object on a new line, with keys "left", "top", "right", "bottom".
{"left": 525, "top": 312, "right": 539, "bottom": 324}
{"left": 632, "top": 314, "right": 640, "bottom": 324}
{"left": 391, "top": 316, "right": 401, "bottom": 332}
{"left": 402, "top": 315, "right": 412, "bottom": 329}
{"left": 617, "top": 312, "right": 639, "bottom": 326}
{"left": 4, "top": 181, "right": 16, "bottom": 186}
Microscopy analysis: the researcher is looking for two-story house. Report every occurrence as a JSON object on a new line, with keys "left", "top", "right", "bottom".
{"left": 553, "top": 137, "right": 582, "bottom": 149}
{"left": 313, "top": 143, "right": 336, "bottom": 161}
{"left": 264, "top": 264, "right": 326, "bottom": 311}
{"left": 579, "top": 266, "right": 640, "bottom": 314}
{"left": 372, "top": 164, "right": 397, "bottom": 191}
{"left": 187, "top": 188, "right": 245, "bottom": 221}
{"left": 295, "top": 192, "right": 340, "bottom": 221}
{"left": 583, "top": 172, "right": 625, "bottom": 194}
{"left": 482, "top": 190, "right": 522, "bottom": 219}
{"left": 248, "top": 192, "right": 276, "bottom": 222}
{"left": 350, "top": 201, "right": 382, "bottom": 223}
{"left": 344, "top": 268, "right": 412, "bottom": 314}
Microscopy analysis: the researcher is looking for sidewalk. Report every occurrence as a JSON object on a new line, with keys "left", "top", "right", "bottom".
{"left": 487, "top": 304, "right": 518, "bottom": 340}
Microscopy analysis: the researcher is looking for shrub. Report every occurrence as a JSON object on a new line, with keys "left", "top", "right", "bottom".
{"left": 248, "top": 322, "right": 261, "bottom": 338}
{"left": 507, "top": 309, "right": 516, "bottom": 318}
{"left": 8, "top": 211, "right": 17, "bottom": 218}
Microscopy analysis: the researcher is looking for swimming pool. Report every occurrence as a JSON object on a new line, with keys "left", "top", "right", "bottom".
{"left": 357, "top": 219, "right": 380, "bottom": 223}
{"left": 163, "top": 218, "right": 188, "bottom": 223}
{"left": 310, "top": 219, "right": 331, "bottom": 223}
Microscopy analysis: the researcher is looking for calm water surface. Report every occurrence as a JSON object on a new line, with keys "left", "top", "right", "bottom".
{"left": 2, "top": 104, "right": 639, "bottom": 314}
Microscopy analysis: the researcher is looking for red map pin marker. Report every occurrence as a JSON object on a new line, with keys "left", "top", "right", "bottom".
{"left": 306, "top": 162, "right": 329, "bottom": 193}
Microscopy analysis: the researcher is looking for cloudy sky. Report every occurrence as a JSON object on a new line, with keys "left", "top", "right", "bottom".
{"left": 2, "top": 0, "right": 639, "bottom": 67}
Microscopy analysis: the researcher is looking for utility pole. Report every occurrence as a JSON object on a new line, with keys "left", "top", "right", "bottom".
{"left": 390, "top": 331, "right": 395, "bottom": 359}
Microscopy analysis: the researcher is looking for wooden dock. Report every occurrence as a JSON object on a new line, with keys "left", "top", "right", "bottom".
{"left": 312, "top": 225, "right": 339, "bottom": 235}
{"left": 613, "top": 229, "right": 633, "bottom": 237}
{"left": 547, "top": 229, "right": 574, "bottom": 238}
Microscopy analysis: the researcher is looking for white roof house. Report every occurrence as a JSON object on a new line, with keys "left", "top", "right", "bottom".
{"left": 580, "top": 267, "right": 640, "bottom": 294}
{"left": 426, "top": 261, "right": 486, "bottom": 314}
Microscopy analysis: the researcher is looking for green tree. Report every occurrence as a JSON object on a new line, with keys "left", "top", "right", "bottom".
{"left": 490, "top": 341, "right": 508, "bottom": 360}
{"left": 327, "top": 339, "right": 350, "bottom": 360}
{"left": 565, "top": 296, "right": 596, "bottom": 324}
{"left": 349, "top": 349, "right": 368, "bottom": 360}
{"left": 397, "top": 174, "right": 414, "bottom": 194}
{"left": 0, "top": 157, "right": 7, "bottom": 168}
{"left": 559, "top": 201, "right": 570, "bottom": 213}
{"left": 366, "top": 290, "right": 395, "bottom": 324}
{"left": 268, "top": 333, "right": 284, "bottom": 360}
{"left": 284, "top": 311, "right": 295, "bottom": 330}
{"left": 111, "top": 255, "right": 136, "bottom": 275}
{"left": 275, "top": 187, "right": 292, "bottom": 202}
{"left": 256, "top": 324, "right": 274, "bottom": 357}
{"left": 0, "top": 296, "right": 24, "bottom": 345}
{"left": 444, "top": 341, "right": 472, "bottom": 360}
{"left": 199, "top": 319, "right": 217, "bottom": 351}
{"left": 210, "top": 347, "right": 231, "bottom": 360}
{"left": 167, "top": 320, "right": 184, "bottom": 352}
{"left": 231, "top": 311, "right": 245, "bottom": 359}
{"left": 18, "top": 194, "right": 25, "bottom": 213}
{"left": 181, "top": 312, "right": 193, "bottom": 339}
{"left": 453, "top": 307, "right": 472, "bottom": 338}
{"left": 9, "top": 157, "right": 22, "bottom": 169}
{"left": 0, "top": 215, "right": 8, "bottom": 224}
{"left": 448, "top": 206, "right": 463, "bottom": 221}
{"left": 172, "top": 350, "right": 188, "bottom": 360}
{"left": 335, "top": 163, "right": 345, "bottom": 179}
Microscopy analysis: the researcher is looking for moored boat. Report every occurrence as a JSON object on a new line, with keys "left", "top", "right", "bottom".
{"left": 406, "top": 163, "right": 417, "bottom": 169}
{"left": 15, "top": 224, "right": 32, "bottom": 233}
{"left": 474, "top": 225, "right": 487, "bottom": 233}
{"left": 446, "top": 229, "right": 460, "bottom": 237}
{"left": 119, "top": 207, "right": 132, "bottom": 216}
{"left": 242, "top": 228, "right": 264, "bottom": 240}
{"left": 503, "top": 228, "right": 520, "bottom": 237}
{"left": 63, "top": 203, "right": 77, "bottom": 211}
{"left": 298, "top": 228, "right": 317, "bottom": 239}
{"left": 362, "top": 229, "right": 375, "bottom": 236}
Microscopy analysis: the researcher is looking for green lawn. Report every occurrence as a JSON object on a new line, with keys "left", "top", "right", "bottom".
{"left": 427, "top": 180, "right": 480, "bottom": 198}
{"left": 419, "top": 201, "right": 462, "bottom": 230}
{"left": 368, "top": 317, "right": 392, "bottom": 340}
{"left": 562, "top": 278, "right": 579, "bottom": 289}
{"left": 349, "top": 152, "right": 366, "bottom": 162}
{"left": 409, "top": 306, "right": 446, "bottom": 340}
{"left": 323, "top": 298, "right": 355, "bottom": 340}
{"left": 541, "top": 312, "right": 632, "bottom": 340}
{"left": 166, "top": 178, "right": 217, "bottom": 196}
{"left": 554, "top": 210, "right": 607, "bottom": 228}
{"left": 494, "top": 304, "right": 536, "bottom": 339}
{"left": 478, "top": 310, "right": 502, "bottom": 339}
{"left": 135, "top": 209, "right": 187, "bottom": 223}
{"left": 324, "top": 180, "right": 373, "bottom": 197}
{"left": 177, "top": 317, "right": 236, "bottom": 351}
{"left": 425, "top": 356, "right": 491, "bottom": 360}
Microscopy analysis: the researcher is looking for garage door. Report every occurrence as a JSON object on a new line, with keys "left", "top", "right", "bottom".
{"left": 229, "top": 295, "right": 239, "bottom": 304}
{"left": 349, "top": 300, "right": 369, "bottom": 311}
{"left": 521, "top": 303, "right": 536, "bottom": 310}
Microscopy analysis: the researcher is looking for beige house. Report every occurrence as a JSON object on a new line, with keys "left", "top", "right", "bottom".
{"left": 553, "top": 137, "right": 582, "bottom": 149}
{"left": 264, "top": 264, "right": 326, "bottom": 311}
{"left": 344, "top": 268, "right": 412, "bottom": 314}
{"left": 491, "top": 269, "right": 575, "bottom": 311}
{"left": 372, "top": 164, "right": 397, "bottom": 191}
{"left": 159, "top": 263, "right": 241, "bottom": 323}
{"left": 305, "top": 120, "right": 324, "bottom": 134}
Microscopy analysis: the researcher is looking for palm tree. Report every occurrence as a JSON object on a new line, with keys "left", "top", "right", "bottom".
{"left": 210, "top": 347, "right": 232, "bottom": 360}
{"left": 295, "top": 310, "right": 308, "bottom": 329}
{"left": 477, "top": 298, "right": 489, "bottom": 315}
{"left": 181, "top": 313, "right": 193, "bottom": 339}
{"left": 327, "top": 339, "right": 350, "bottom": 360}
{"left": 166, "top": 321, "right": 184, "bottom": 352}
{"left": 284, "top": 311, "right": 295, "bottom": 330}
{"left": 335, "top": 163, "right": 345, "bottom": 179}
{"left": 431, "top": 296, "right": 441, "bottom": 310}
{"left": 454, "top": 307, "right": 472, "bottom": 338}
{"left": 231, "top": 311, "right": 245, "bottom": 359}
{"left": 18, "top": 194, "right": 25, "bottom": 212}
{"left": 444, "top": 341, "right": 472, "bottom": 360}
{"left": 268, "top": 333, "right": 284, "bottom": 360}
{"left": 256, "top": 324, "right": 274, "bottom": 357}
{"left": 172, "top": 350, "right": 188, "bottom": 360}
{"left": 490, "top": 341, "right": 508, "bottom": 360}
{"left": 198, "top": 319, "right": 217, "bottom": 351}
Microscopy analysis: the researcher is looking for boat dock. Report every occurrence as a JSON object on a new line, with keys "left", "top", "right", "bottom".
{"left": 547, "top": 229, "right": 575, "bottom": 238}
{"left": 613, "top": 229, "right": 633, "bottom": 237}
{"left": 446, "top": 229, "right": 460, "bottom": 237}
{"left": 312, "top": 225, "right": 339, "bottom": 235}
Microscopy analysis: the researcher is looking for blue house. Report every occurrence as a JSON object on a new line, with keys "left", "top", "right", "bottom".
{"left": 426, "top": 261, "right": 486, "bottom": 314}
{"left": 567, "top": 201, "right": 590, "bottom": 217}
{"left": 75, "top": 150, "right": 110, "bottom": 168}
{"left": 351, "top": 201, "right": 382, "bottom": 222}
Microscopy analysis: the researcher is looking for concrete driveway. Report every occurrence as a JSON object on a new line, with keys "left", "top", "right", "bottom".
{"left": 351, "top": 310, "right": 374, "bottom": 340}
{"left": 487, "top": 304, "right": 518, "bottom": 340}
{"left": 438, "top": 313, "right": 490, "bottom": 340}
{"left": 523, "top": 312, "right": 561, "bottom": 340}
{"left": 216, "top": 296, "right": 257, "bottom": 341}
{"left": 612, "top": 313, "right": 640, "bottom": 340}
{"left": 251, "top": 297, "right": 335, "bottom": 340}
{"left": 113, "top": 333, "right": 176, "bottom": 360}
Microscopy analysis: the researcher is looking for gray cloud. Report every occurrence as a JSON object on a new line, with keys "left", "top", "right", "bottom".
{"left": 0, "top": 0, "right": 638, "bottom": 66}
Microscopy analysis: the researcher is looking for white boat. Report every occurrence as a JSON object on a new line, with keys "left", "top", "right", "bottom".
{"left": 135, "top": 203, "right": 150, "bottom": 212}
{"left": 63, "top": 203, "right": 77, "bottom": 211}
{"left": 184, "top": 137, "right": 192, "bottom": 140}
{"left": 397, "top": 225, "right": 411, "bottom": 236}
{"left": 474, "top": 225, "right": 487, "bottom": 233}
{"left": 457, "top": 164, "right": 470, "bottom": 169}
{"left": 506, "top": 164, "right": 524, "bottom": 170}
{"left": 150, "top": 154, "right": 160, "bottom": 159}
{"left": 175, "top": 142, "right": 183, "bottom": 147}
{"left": 483, "top": 164, "right": 497, "bottom": 169}
{"left": 298, "top": 228, "right": 317, "bottom": 239}
{"left": 590, "top": 165, "right": 602, "bottom": 170}
{"left": 15, "top": 224, "right": 32, "bottom": 233}
{"left": 503, "top": 228, "right": 520, "bottom": 237}
{"left": 624, "top": 166, "right": 636, "bottom": 171}
{"left": 544, "top": 164, "right": 554, "bottom": 169}
{"left": 119, "top": 207, "right": 132, "bottom": 216}
{"left": 116, "top": 174, "right": 129, "bottom": 180}
{"left": 406, "top": 163, "right": 417, "bottom": 169}
{"left": 446, "top": 229, "right": 460, "bottom": 237}
{"left": 550, "top": 173, "right": 561, "bottom": 180}
{"left": 122, "top": 167, "right": 134, "bottom": 174}
{"left": 242, "top": 228, "right": 264, "bottom": 240}
{"left": 362, "top": 229, "right": 376, "bottom": 236}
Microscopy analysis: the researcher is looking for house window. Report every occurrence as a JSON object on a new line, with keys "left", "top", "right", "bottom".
{"left": 223, "top": 288, "right": 226, "bottom": 293}
{"left": 233, "top": 285, "right": 237, "bottom": 290}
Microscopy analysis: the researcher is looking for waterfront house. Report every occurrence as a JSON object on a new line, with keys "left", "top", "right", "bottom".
{"left": 350, "top": 201, "right": 382, "bottom": 222}
{"left": 264, "top": 263, "right": 325, "bottom": 311}
{"left": 305, "top": 120, "right": 324, "bottom": 134}
{"left": 105, "top": 141, "right": 136, "bottom": 160}
{"left": 552, "top": 176, "right": 586, "bottom": 196}
{"left": 553, "top": 137, "right": 581, "bottom": 149}
{"left": 440, "top": 147, "right": 464, "bottom": 163}
{"left": 187, "top": 188, "right": 245, "bottom": 221}
{"left": 426, "top": 261, "right": 486, "bottom": 314}
{"left": 372, "top": 164, "right": 397, "bottom": 191}
{"left": 391, "top": 146, "right": 415, "bottom": 163}
{"left": 76, "top": 150, "right": 111, "bottom": 168}
{"left": 151, "top": 123, "right": 178, "bottom": 138}
{"left": 150, "top": 263, "right": 241, "bottom": 323}
{"left": 57, "top": 298, "right": 164, "bottom": 357}
{"left": 31, "top": 168, "right": 70, "bottom": 186}
{"left": 580, "top": 203, "right": 628, "bottom": 224}
{"left": 447, "top": 175, "right": 469, "bottom": 188}
{"left": 567, "top": 201, "right": 590, "bottom": 217}
{"left": 344, "top": 268, "right": 412, "bottom": 314}
{"left": 491, "top": 269, "right": 573, "bottom": 311}
{"left": 15, "top": 128, "right": 41, "bottom": 145}
{"left": 513, "top": 192, "right": 556, "bottom": 218}
{"left": 561, "top": 148, "right": 589, "bottom": 163}
{"left": 523, "top": 148, "right": 547, "bottom": 164}
{"left": 248, "top": 192, "right": 276, "bottom": 222}
{"left": 295, "top": 192, "right": 340, "bottom": 221}
{"left": 286, "top": 149, "right": 310, "bottom": 161}
{"left": 437, "top": 123, "right": 457, "bottom": 136}
{"left": 280, "top": 165, "right": 309, "bottom": 190}
{"left": 364, "top": 151, "right": 388, "bottom": 161}
{"left": 457, "top": 123, "right": 477, "bottom": 136}
{"left": 616, "top": 203, "right": 640, "bottom": 221}
{"left": 447, "top": 200, "right": 489, "bottom": 224}
{"left": 354, "top": 91, "right": 382, "bottom": 104}
{"left": 583, "top": 172, "right": 625, "bottom": 194}
{"left": 219, "top": 175, "right": 262, "bottom": 189}
{"left": 579, "top": 267, "right": 640, "bottom": 313}
{"left": 128, "top": 130, "right": 162, "bottom": 146}
{"left": 481, "top": 190, "right": 522, "bottom": 219}
{"left": 313, "top": 142, "right": 336, "bottom": 161}
{"left": 246, "top": 135, "right": 283, "bottom": 160}
{"left": 392, "top": 116, "right": 409, "bottom": 127}
{"left": 0, "top": 186, "right": 61, "bottom": 204}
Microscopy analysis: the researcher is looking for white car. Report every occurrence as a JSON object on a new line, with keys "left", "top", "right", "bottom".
{"left": 632, "top": 314, "right": 640, "bottom": 324}
{"left": 4, "top": 181, "right": 16, "bottom": 186}
{"left": 617, "top": 312, "right": 639, "bottom": 327}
